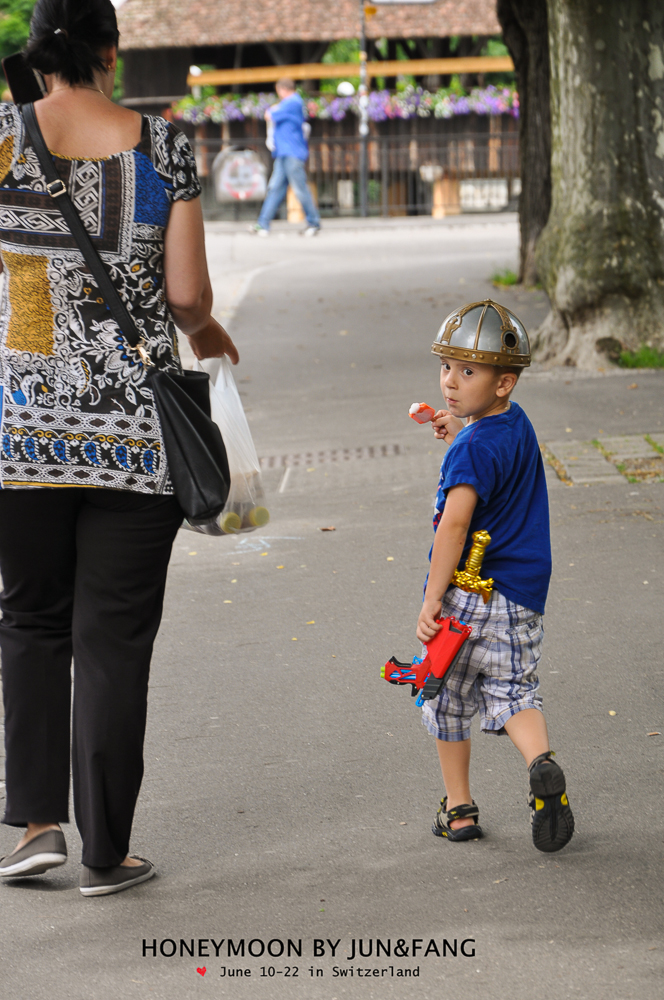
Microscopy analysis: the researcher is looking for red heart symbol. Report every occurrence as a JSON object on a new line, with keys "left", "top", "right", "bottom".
{"left": 196, "top": 967, "right": 207, "bottom": 977}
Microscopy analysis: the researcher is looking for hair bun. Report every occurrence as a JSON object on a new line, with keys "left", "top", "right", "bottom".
{"left": 25, "top": 0, "right": 119, "bottom": 86}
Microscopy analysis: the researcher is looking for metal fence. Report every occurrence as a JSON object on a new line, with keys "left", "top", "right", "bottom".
{"left": 193, "top": 132, "right": 520, "bottom": 221}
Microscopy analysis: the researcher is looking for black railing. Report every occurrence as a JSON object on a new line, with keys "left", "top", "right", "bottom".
{"left": 193, "top": 132, "right": 520, "bottom": 221}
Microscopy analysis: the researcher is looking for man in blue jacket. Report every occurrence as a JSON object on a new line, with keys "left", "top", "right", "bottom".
{"left": 252, "top": 78, "right": 321, "bottom": 236}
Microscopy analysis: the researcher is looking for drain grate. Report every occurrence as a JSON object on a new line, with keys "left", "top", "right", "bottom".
{"left": 259, "top": 444, "right": 402, "bottom": 469}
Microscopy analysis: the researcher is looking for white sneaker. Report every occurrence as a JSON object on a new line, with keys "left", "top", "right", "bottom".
{"left": 302, "top": 226, "right": 320, "bottom": 237}
{"left": 249, "top": 224, "right": 269, "bottom": 237}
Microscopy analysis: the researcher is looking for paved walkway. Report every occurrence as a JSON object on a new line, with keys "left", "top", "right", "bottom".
{"left": 1, "top": 219, "right": 662, "bottom": 1000}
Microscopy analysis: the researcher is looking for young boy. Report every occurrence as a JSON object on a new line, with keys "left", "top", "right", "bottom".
{"left": 418, "top": 299, "right": 574, "bottom": 852}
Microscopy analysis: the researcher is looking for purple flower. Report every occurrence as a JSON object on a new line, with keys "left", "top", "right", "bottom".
{"left": 171, "top": 85, "right": 519, "bottom": 124}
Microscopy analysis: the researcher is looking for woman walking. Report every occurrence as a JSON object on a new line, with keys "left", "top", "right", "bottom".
{"left": 0, "top": 0, "right": 237, "bottom": 895}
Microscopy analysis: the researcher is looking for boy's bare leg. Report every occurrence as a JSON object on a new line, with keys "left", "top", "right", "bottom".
{"left": 435, "top": 737, "right": 475, "bottom": 829}
{"left": 503, "top": 708, "right": 550, "bottom": 766}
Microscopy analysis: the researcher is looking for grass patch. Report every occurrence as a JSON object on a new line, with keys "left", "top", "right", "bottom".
{"left": 618, "top": 345, "right": 664, "bottom": 368}
{"left": 592, "top": 437, "right": 662, "bottom": 482}
{"left": 591, "top": 439, "right": 613, "bottom": 459}
{"left": 539, "top": 443, "right": 572, "bottom": 486}
{"left": 491, "top": 268, "right": 519, "bottom": 288}
{"left": 645, "top": 433, "right": 664, "bottom": 455}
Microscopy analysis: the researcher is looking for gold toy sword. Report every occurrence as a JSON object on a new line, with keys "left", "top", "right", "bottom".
{"left": 452, "top": 529, "right": 493, "bottom": 603}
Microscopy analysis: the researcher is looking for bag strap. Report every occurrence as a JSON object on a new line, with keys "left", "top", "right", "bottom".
{"left": 21, "top": 102, "right": 150, "bottom": 362}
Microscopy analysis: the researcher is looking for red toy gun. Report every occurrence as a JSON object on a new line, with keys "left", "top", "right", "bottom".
{"left": 381, "top": 615, "right": 472, "bottom": 705}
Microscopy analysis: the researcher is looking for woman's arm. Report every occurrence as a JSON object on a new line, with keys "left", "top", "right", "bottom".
{"left": 416, "top": 483, "right": 478, "bottom": 644}
{"left": 163, "top": 197, "right": 239, "bottom": 363}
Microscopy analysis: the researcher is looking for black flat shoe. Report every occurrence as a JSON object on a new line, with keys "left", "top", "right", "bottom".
{"left": 0, "top": 829, "right": 67, "bottom": 877}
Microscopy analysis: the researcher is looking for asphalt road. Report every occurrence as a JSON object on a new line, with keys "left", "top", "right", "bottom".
{"left": 1, "top": 216, "right": 663, "bottom": 1000}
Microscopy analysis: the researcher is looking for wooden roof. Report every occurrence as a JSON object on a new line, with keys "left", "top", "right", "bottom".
{"left": 117, "top": 0, "right": 500, "bottom": 51}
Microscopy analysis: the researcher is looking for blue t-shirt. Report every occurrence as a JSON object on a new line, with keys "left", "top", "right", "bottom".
{"left": 271, "top": 93, "right": 309, "bottom": 160}
{"left": 431, "top": 401, "right": 551, "bottom": 614}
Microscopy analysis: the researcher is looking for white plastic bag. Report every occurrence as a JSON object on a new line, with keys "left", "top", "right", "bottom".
{"left": 183, "top": 357, "right": 269, "bottom": 536}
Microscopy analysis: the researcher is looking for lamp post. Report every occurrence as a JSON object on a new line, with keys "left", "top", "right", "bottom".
{"left": 358, "top": 1, "right": 370, "bottom": 217}
{"left": 360, "top": 1, "right": 437, "bottom": 216}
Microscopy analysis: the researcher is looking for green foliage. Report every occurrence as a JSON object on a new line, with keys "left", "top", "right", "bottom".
{"left": 322, "top": 38, "right": 360, "bottom": 65}
{"left": 618, "top": 345, "right": 664, "bottom": 368}
{"left": 491, "top": 267, "right": 519, "bottom": 287}
{"left": 112, "top": 55, "right": 123, "bottom": 103}
{"left": 321, "top": 37, "right": 424, "bottom": 93}
{"left": 0, "top": 0, "right": 36, "bottom": 85}
{"left": 320, "top": 38, "right": 360, "bottom": 93}
{"left": 482, "top": 37, "right": 510, "bottom": 58}
{"left": 480, "top": 35, "right": 516, "bottom": 87}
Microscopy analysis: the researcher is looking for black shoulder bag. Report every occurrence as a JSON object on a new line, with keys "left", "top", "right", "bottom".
{"left": 21, "top": 102, "right": 230, "bottom": 523}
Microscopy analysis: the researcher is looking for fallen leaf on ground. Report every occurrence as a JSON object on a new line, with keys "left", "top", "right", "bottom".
{"left": 609, "top": 710, "right": 617, "bottom": 716}
{"left": 320, "top": 526, "right": 336, "bottom": 531}
{"left": 629, "top": 383, "right": 638, "bottom": 389}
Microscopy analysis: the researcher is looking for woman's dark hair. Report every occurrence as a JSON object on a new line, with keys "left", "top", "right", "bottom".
{"left": 25, "top": 0, "right": 119, "bottom": 86}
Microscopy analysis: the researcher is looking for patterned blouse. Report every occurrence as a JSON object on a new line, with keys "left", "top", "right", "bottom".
{"left": 0, "top": 103, "right": 201, "bottom": 493}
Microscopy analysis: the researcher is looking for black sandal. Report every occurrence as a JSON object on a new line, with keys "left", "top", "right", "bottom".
{"left": 432, "top": 798, "right": 483, "bottom": 841}
{"left": 528, "top": 751, "right": 574, "bottom": 852}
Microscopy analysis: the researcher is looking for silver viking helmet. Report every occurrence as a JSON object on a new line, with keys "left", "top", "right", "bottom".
{"left": 431, "top": 300, "right": 531, "bottom": 367}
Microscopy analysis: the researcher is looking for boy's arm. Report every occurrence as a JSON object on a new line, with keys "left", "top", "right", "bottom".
{"left": 416, "top": 483, "right": 478, "bottom": 644}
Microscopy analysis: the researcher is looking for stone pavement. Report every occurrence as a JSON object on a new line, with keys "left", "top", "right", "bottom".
{"left": 1, "top": 217, "right": 662, "bottom": 1000}
{"left": 543, "top": 434, "right": 664, "bottom": 486}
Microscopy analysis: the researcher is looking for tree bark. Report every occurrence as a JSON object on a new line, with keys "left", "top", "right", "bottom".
{"left": 534, "top": 1, "right": 664, "bottom": 367}
{"left": 497, "top": 0, "right": 551, "bottom": 286}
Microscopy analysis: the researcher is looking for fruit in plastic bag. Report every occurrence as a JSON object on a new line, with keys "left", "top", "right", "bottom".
{"left": 183, "top": 359, "right": 269, "bottom": 536}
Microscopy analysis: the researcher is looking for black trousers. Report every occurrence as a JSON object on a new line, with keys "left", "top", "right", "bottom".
{"left": 0, "top": 488, "right": 182, "bottom": 867}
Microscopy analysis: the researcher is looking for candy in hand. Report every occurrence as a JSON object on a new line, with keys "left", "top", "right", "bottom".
{"left": 409, "top": 402, "right": 436, "bottom": 424}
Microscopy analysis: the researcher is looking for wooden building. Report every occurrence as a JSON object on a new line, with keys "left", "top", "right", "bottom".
{"left": 117, "top": 0, "right": 502, "bottom": 113}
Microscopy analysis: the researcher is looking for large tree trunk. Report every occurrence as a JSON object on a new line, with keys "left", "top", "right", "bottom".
{"left": 497, "top": 0, "right": 551, "bottom": 286}
{"left": 534, "top": 1, "right": 664, "bottom": 368}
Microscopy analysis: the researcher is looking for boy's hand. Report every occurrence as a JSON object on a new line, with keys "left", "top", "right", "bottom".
{"left": 433, "top": 410, "right": 464, "bottom": 443}
{"left": 417, "top": 597, "right": 443, "bottom": 644}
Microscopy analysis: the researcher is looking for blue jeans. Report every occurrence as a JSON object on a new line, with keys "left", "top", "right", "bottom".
{"left": 257, "top": 156, "right": 320, "bottom": 229}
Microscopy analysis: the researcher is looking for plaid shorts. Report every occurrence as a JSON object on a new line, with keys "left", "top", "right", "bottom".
{"left": 421, "top": 586, "right": 544, "bottom": 743}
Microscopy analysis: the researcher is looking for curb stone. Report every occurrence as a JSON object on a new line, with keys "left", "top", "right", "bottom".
{"left": 543, "top": 434, "right": 664, "bottom": 484}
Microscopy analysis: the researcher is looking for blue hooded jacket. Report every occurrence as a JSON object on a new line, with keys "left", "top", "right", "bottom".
{"left": 270, "top": 93, "right": 309, "bottom": 160}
